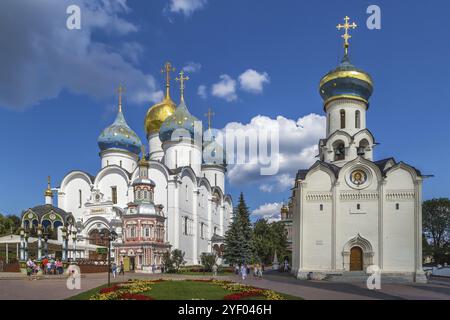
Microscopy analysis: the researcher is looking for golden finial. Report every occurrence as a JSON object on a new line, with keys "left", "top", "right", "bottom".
{"left": 140, "top": 145, "right": 147, "bottom": 165}
{"left": 175, "top": 70, "right": 190, "bottom": 103}
{"left": 117, "top": 85, "right": 125, "bottom": 112}
{"left": 336, "top": 16, "right": 357, "bottom": 56}
{"left": 161, "top": 62, "right": 175, "bottom": 99}
{"left": 45, "top": 176, "right": 53, "bottom": 197}
{"left": 204, "top": 107, "right": 215, "bottom": 130}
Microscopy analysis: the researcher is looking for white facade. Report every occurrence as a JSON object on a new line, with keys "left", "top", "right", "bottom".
{"left": 56, "top": 103, "right": 232, "bottom": 266}
{"left": 291, "top": 51, "right": 427, "bottom": 282}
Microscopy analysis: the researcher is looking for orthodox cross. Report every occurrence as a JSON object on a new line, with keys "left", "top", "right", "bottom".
{"left": 204, "top": 107, "right": 215, "bottom": 130}
{"left": 161, "top": 62, "right": 175, "bottom": 98}
{"left": 176, "top": 70, "right": 189, "bottom": 102}
{"left": 47, "top": 176, "right": 51, "bottom": 189}
{"left": 117, "top": 85, "right": 125, "bottom": 112}
{"left": 336, "top": 16, "right": 357, "bottom": 56}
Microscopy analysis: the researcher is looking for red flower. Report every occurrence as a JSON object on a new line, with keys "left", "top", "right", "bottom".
{"left": 223, "top": 290, "right": 262, "bottom": 300}
{"left": 119, "top": 293, "right": 154, "bottom": 300}
{"left": 99, "top": 285, "right": 121, "bottom": 294}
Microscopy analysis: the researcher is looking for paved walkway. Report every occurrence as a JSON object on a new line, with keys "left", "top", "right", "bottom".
{"left": 0, "top": 272, "right": 449, "bottom": 300}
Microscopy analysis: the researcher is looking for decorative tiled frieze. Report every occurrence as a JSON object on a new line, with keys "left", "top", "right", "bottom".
{"left": 340, "top": 192, "right": 379, "bottom": 201}
{"left": 306, "top": 192, "right": 332, "bottom": 201}
{"left": 385, "top": 190, "right": 415, "bottom": 200}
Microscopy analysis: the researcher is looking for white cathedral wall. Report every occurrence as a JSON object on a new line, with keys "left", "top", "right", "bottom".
{"left": 59, "top": 174, "right": 91, "bottom": 221}
{"left": 336, "top": 166, "right": 380, "bottom": 270}
{"left": 97, "top": 171, "right": 129, "bottom": 205}
{"left": 301, "top": 170, "right": 333, "bottom": 270}
{"left": 197, "top": 185, "right": 210, "bottom": 256}
{"left": 382, "top": 169, "right": 416, "bottom": 272}
{"left": 178, "top": 174, "right": 195, "bottom": 264}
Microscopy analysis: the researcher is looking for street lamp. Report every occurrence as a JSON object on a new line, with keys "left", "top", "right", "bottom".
{"left": 100, "top": 229, "right": 118, "bottom": 287}
{"left": 61, "top": 227, "right": 67, "bottom": 262}
{"left": 71, "top": 230, "right": 78, "bottom": 264}
{"left": 37, "top": 225, "right": 43, "bottom": 261}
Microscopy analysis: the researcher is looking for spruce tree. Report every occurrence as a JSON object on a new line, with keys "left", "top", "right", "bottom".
{"left": 223, "top": 193, "right": 255, "bottom": 265}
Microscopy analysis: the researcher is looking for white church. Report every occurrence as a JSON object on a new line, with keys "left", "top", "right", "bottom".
{"left": 290, "top": 17, "right": 427, "bottom": 283}
{"left": 55, "top": 63, "right": 233, "bottom": 266}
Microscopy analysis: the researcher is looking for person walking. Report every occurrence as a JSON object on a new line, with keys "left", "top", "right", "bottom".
{"left": 240, "top": 264, "right": 247, "bottom": 280}
{"left": 119, "top": 261, "right": 125, "bottom": 276}
{"left": 111, "top": 262, "right": 117, "bottom": 279}
{"left": 212, "top": 264, "right": 218, "bottom": 277}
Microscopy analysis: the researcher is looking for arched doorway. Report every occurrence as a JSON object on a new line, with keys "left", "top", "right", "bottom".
{"left": 88, "top": 229, "right": 110, "bottom": 261}
{"left": 350, "top": 247, "right": 363, "bottom": 271}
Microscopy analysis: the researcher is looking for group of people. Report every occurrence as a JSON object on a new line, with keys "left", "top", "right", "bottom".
{"left": 111, "top": 261, "right": 125, "bottom": 278}
{"left": 235, "top": 263, "right": 264, "bottom": 280}
{"left": 25, "top": 257, "right": 64, "bottom": 279}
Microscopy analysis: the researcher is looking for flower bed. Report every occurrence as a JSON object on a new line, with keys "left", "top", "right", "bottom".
{"left": 88, "top": 279, "right": 285, "bottom": 301}
{"left": 90, "top": 280, "right": 155, "bottom": 300}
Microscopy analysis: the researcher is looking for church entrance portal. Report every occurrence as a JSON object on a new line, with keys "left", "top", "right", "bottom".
{"left": 350, "top": 247, "right": 363, "bottom": 271}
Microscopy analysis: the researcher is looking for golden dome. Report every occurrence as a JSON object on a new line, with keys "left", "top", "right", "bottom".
{"left": 145, "top": 62, "right": 177, "bottom": 136}
{"left": 145, "top": 96, "right": 176, "bottom": 136}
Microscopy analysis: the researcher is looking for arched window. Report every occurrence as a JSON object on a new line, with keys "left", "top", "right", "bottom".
{"left": 184, "top": 217, "right": 188, "bottom": 235}
{"left": 79, "top": 189, "right": 82, "bottom": 208}
{"left": 358, "top": 139, "right": 370, "bottom": 157}
{"left": 355, "top": 110, "right": 361, "bottom": 129}
{"left": 340, "top": 110, "right": 346, "bottom": 129}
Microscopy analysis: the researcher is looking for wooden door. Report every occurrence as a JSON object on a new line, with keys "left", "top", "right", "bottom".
{"left": 350, "top": 247, "right": 363, "bottom": 271}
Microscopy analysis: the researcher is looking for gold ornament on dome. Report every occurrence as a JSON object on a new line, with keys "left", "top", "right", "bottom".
{"left": 144, "top": 62, "right": 177, "bottom": 136}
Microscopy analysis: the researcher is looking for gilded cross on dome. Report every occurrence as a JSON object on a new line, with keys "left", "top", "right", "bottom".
{"left": 176, "top": 70, "right": 189, "bottom": 102}
{"left": 336, "top": 16, "right": 357, "bottom": 56}
{"left": 204, "top": 107, "right": 215, "bottom": 130}
{"left": 161, "top": 62, "right": 175, "bottom": 98}
{"left": 117, "top": 85, "right": 125, "bottom": 112}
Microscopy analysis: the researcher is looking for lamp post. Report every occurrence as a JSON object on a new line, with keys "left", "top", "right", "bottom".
{"left": 24, "top": 231, "right": 29, "bottom": 261}
{"left": 43, "top": 231, "right": 49, "bottom": 258}
{"left": 100, "top": 229, "right": 118, "bottom": 287}
{"left": 61, "top": 227, "right": 67, "bottom": 262}
{"left": 37, "top": 225, "right": 43, "bottom": 261}
{"left": 72, "top": 230, "right": 78, "bottom": 264}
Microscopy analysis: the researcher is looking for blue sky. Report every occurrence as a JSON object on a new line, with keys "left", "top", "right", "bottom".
{"left": 0, "top": 0, "right": 448, "bottom": 219}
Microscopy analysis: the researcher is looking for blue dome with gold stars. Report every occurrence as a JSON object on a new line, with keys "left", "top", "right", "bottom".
{"left": 98, "top": 107, "right": 142, "bottom": 155}
{"left": 159, "top": 100, "right": 200, "bottom": 143}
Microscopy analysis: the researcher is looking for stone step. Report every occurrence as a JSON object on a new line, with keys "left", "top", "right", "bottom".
{"left": 328, "top": 273, "right": 414, "bottom": 283}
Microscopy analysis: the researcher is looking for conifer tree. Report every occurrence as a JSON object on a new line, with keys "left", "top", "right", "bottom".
{"left": 223, "top": 193, "right": 255, "bottom": 265}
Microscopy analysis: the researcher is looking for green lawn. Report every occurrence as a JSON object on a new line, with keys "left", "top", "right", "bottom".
{"left": 68, "top": 280, "right": 302, "bottom": 300}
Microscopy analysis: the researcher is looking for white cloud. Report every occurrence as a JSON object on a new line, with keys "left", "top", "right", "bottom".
{"left": 168, "top": 0, "right": 208, "bottom": 17}
{"left": 226, "top": 113, "right": 326, "bottom": 192}
{"left": 239, "top": 69, "right": 270, "bottom": 94}
{"left": 0, "top": 0, "right": 162, "bottom": 110}
{"left": 211, "top": 75, "right": 237, "bottom": 102}
{"left": 252, "top": 202, "right": 282, "bottom": 222}
{"left": 197, "top": 85, "right": 207, "bottom": 99}
{"left": 183, "top": 62, "right": 202, "bottom": 73}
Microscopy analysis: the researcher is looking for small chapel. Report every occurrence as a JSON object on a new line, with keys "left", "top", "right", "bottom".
{"left": 290, "top": 17, "right": 427, "bottom": 283}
